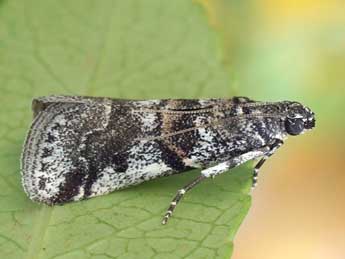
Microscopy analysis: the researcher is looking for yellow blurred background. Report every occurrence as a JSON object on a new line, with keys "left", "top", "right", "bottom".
{"left": 202, "top": 0, "right": 345, "bottom": 258}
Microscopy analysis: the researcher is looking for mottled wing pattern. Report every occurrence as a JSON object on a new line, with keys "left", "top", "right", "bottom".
{"left": 22, "top": 99, "right": 116, "bottom": 204}
{"left": 22, "top": 97, "right": 233, "bottom": 204}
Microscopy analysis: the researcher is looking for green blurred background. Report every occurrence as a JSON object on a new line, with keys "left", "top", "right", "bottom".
{"left": 203, "top": 0, "right": 345, "bottom": 258}
{"left": 0, "top": 0, "right": 344, "bottom": 258}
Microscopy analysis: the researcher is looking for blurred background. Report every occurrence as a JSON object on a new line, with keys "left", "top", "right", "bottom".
{"left": 0, "top": 0, "right": 344, "bottom": 258}
{"left": 203, "top": 0, "right": 345, "bottom": 258}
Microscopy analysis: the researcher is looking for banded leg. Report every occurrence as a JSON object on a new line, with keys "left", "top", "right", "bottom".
{"left": 162, "top": 174, "right": 206, "bottom": 224}
{"left": 161, "top": 148, "right": 268, "bottom": 225}
{"left": 252, "top": 139, "right": 284, "bottom": 188}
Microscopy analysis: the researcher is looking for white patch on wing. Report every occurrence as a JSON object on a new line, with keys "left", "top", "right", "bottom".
{"left": 198, "top": 99, "right": 213, "bottom": 106}
{"left": 102, "top": 103, "right": 112, "bottom": 128}
{"left": 235, "top": 106, "right": 243, "bottom": 114}
{"left": 188, "top": 118, "right": 225, "bottom": 164}
{"left": 125, "top": 140, "right": 172, "bottom": 181}
{"left": 132, "top": 162, "right": 171, "bottom": 179}
{"left": 73, "top": 186, "right": 85, "bottom": 201}
{"left": 89, "top": 167, "right": 124, "bottom": 196}
{"left": 25, "top": 113, "right": 76, "bottom": 202}
{"left": 89, "top": 140, "right": 172, "bottom": 197}
{"left": 141, "top": 112, "right": 156, "bottom": 130}
{"left": 134, "top": 100, "right": 161, "bottom": 106}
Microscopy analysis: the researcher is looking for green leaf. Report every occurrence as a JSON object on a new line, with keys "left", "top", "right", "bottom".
{"left": 0, "top": 1, "right": 252, "bottom": 258}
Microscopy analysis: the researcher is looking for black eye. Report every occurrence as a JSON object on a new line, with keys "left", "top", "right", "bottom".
{"left": 285, "top": 118, "right": 304, "bottom": 135}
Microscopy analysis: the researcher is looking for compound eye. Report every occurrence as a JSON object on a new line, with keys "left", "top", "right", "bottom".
{"left": 285, "top": 118, "right": 304, "bottom": 136}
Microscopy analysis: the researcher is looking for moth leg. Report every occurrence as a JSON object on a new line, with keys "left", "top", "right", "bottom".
{"left": 162, "top": 174, "right": 206, "bottom": 225}
{"left": 162, "top": 148, "right": 269, "bottom": 225}
{"left": 252, "top": 139, "right": 284, "bottom": 188}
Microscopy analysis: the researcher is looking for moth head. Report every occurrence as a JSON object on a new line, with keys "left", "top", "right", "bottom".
{"left": 285, "top": 102, "right": 315, "bottom": 136}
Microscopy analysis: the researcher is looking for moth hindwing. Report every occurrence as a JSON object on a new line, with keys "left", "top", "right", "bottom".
{"left": 21, "top": 95, "right": 315, "bottom": 224}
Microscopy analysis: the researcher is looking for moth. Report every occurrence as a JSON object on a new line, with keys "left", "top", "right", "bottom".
{"left": 21, "top": 96, "right": 315, "bottom": 224}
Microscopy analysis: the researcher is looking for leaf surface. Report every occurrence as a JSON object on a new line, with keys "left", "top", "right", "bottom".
{"left": 0, "top": 1, "right": 252, "bottom": 258}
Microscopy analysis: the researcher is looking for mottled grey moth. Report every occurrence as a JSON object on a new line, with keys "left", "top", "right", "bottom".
{"left": 21, "top": 96, "right": 315, "bottom": 224}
